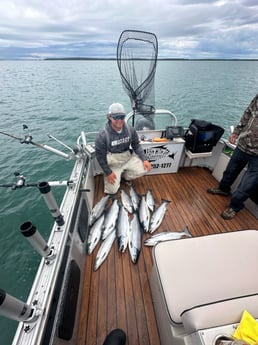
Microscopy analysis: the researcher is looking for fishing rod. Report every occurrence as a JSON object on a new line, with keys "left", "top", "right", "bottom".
{"left": 0, "top": 125, "right": 75, "bottom": 160}
{"left": 0, "top": 172, "right": 73, "bottom": 190}
{"left": 0, "top": 173, "right": 68, "bottom": 226}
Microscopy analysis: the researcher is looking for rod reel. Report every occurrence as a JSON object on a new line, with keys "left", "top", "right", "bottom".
{"left": 0, "top": 172, "right": 37, "bottom": 189}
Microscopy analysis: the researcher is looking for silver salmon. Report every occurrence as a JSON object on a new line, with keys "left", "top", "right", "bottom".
{"left": 87, "top": 213, "right": 105, "bottom": 254}
{"left": 89, "top": 194, "right": 110, "bottom": 225}
{"left": 149, "top": 199, "right": 171, "bottom": 233}
{"left": 94, "top": 230, "right": 116, "bottom": 271}
{"left": 139, "top": 195, "right": 150, "bottom": 232}
{"left": 129, "top": 185, "right": 140, "bottom": 211}
{"left": 121, "top": 188, "right": 133, "bottom": 214}
{"left": 117, "top": 204, "right": 130, "bottom": 252}
{"left": 102, "top": 198, "right": 119, "bottom": 240}
{"left": 129, "top": 212, "right": 143, "bottom": 264}
{"left": 144, "top": 226, "right": 192, "bottom": 246}
{"left": 146, "top": 188, "right": 155, "bottom": 212}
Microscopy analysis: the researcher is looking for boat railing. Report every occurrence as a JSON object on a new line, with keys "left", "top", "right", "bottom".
{"left": 125, "top": 109, "right": 178, "bottom": 130}
{"left": 82, "top": 108, "right": 178, "bottom": 147}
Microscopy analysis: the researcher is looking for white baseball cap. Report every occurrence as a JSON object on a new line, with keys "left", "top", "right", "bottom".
{"left": 108, "top": 103, "right": 125, "bottom": 115}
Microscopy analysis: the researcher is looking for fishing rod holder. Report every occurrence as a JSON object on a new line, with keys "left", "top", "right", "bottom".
{"left": 20, "top": 221, "right": 56, "bottom": 262}
{"left": 38, "top": 181, "right": 65, "bottom": 226}
{"left": 0, "top": 288, "right": 40, "bottom": 324}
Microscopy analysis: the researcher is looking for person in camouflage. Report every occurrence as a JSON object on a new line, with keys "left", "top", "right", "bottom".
{"left": 207, "top": 93, "right": 258, "bottom": 220}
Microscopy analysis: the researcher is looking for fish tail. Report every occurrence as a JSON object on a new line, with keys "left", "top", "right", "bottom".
{"left": 109, "top": 194, "right": 118, "bottom": 201}
{"left": 183, "top": 226, "right": 192, "bottom": 237}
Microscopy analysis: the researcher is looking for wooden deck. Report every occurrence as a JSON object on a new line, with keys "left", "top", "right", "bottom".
{"left": 77, "top": 166, "right": 258, "bottom": 345}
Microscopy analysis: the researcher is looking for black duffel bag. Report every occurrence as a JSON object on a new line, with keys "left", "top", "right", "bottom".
{"left": 184, "top": 119, "right": 224, "bottom": 153}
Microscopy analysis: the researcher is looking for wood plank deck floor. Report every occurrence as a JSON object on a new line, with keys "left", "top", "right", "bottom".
{"left": 77, "top": 166, "right": 258, "bottom": 345}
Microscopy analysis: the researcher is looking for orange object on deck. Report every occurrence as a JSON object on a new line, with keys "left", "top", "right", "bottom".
{"left": 152, "top": 137, "right": 168, "bottom": 142}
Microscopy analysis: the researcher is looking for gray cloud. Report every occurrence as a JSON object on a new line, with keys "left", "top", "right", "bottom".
{"left": 0, "top": 0, "right": 257, "bottom": 59}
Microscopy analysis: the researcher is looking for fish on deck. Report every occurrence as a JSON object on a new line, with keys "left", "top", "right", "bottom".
{"left": 102, "top": 198, "right": 119, "bottom": 240}
{"left": 89, "top": 194, "right": 110, "bottom": 226}
{"left": 117, "top": 203, "right": 130, "bottom": 253}
{"left": 144, "top": 226, "right": 192, "bottom": 246}
{"left": 149, "top": 199, "right": 171, "bottom": 234}
{"left": 129, "top": 212, "right": 143, "bottom": 264}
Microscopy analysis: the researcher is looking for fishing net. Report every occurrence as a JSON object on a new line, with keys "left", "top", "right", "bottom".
{"left": 117, "top": 30, "right": 158, "bottom": 116}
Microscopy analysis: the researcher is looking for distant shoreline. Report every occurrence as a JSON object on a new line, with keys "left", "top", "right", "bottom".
{"left": 44, "top": 57, "right": 258, "bottom": 61}
{"left": 1, "top": 57, "right": 258, "bottom": 61}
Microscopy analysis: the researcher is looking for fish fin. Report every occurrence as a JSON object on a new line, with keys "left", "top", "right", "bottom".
{"left": 161, "top": 198, "right": 171, "bottom": 203}
{"left": 117, "top": 200, "right": 123, "bottom": 207}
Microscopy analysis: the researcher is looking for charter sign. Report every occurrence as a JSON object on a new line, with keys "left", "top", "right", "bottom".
{"left": 143, "top": 142, "right": 184, "bottom": 174}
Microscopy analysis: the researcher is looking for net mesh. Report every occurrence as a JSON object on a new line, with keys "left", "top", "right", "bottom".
{"left": 117, "top": 30, "right": 158, "bottom": 115}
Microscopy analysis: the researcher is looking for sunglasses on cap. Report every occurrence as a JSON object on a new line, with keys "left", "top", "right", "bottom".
{"left": 111, "top": 114, "right": 126, "bottom": 121}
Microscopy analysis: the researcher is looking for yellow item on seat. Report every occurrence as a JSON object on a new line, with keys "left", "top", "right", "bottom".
{"left": 233, "top": 310, "right": 258, "bottom": 344}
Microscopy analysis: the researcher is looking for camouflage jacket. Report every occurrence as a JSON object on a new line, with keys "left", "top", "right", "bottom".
{"left": 233, "top": 93, "right": 258, "bottom": 156}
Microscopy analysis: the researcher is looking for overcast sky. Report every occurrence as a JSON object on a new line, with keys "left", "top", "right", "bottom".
{"left": 0, "top": 0, "right": 258, "bottom": 60}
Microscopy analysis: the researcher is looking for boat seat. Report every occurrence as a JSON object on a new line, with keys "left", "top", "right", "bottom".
{"left": 150, "top": 230, "right": 258, "bottom": 345}
{"left": 181, "top": 293, "right": 258, "bottom": 333}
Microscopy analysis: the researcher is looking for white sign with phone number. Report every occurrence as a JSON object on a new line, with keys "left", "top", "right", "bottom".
{"left": 142, "top": 140, "right": 185, "bottom": 174}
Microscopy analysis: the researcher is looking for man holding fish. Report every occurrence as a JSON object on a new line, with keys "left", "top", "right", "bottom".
{"left": 95, "top": 103, "right": 152, "bottom": 194}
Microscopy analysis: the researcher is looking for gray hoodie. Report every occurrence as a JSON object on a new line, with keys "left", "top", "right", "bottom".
{"left": 95, "top": 121, "right": 146, "bottom": 176}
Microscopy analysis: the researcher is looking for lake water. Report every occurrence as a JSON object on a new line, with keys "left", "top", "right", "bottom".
{"left": 1, "top": 59, "right": 258, "bottom": 344}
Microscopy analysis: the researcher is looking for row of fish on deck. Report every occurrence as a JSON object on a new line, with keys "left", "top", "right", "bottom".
{"left": 87, "top": 185, "right": 192, "bottom": 270}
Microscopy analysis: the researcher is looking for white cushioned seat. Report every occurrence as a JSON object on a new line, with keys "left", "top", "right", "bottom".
{"left": 181, "top": 293, "right": 258, "bottom": 333}
{"left": 150, "top": 229, "right": 258, "bottom": 343}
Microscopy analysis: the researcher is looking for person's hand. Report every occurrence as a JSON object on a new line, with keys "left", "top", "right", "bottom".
{"left": 229, "top": 133, "right": 238, "bottom": 145}
{"left": 143, "top": 160, "right": 152, "bottom": 172}
{"left": 107, "top": 172, "right": 117, "bottom": 185}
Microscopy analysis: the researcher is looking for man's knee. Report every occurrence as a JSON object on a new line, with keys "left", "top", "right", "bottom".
{"left": 104, "top": 180, "right": 120, "bottom": 194}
